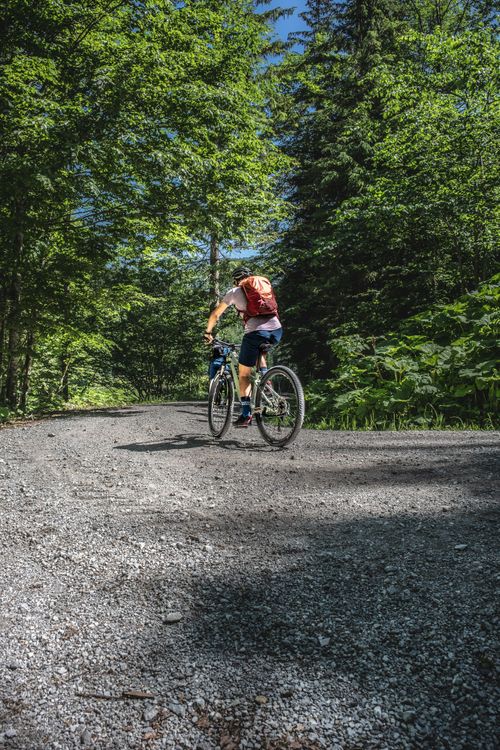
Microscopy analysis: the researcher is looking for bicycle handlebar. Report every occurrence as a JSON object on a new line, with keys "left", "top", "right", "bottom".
{"left": 212, "top": 338, "right": 241, "bottom": 351}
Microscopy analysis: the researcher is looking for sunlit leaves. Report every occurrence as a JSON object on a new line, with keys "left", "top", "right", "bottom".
{"left": 306, "top": 277, "right": 499, "bottom": 428}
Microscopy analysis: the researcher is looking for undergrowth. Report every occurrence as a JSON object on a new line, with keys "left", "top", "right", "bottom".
{"left": 305, "top": 276, "right": 499, "bottom": 430}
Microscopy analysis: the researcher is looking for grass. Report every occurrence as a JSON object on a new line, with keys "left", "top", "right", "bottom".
{"left": 67, "top": 386, "right": 141, "bottom": 409}
{"left": 305, "top": 412, "right": 499, "bottom": 431}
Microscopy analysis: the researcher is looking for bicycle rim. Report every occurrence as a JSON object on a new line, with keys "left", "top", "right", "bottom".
{"left": 208, "top": 373, "right": 234, "bottom": 438}
{"left": 255, "top": 366, "right": 305, "bottom": 447}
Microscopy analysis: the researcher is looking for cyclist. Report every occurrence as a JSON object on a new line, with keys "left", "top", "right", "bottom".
{"left": 204, "top": 267, "right": 282, "bottom": 427}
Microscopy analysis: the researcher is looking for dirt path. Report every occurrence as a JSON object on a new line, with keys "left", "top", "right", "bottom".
{"left": 0, "top": 404, "right": 498, "bottom": 749}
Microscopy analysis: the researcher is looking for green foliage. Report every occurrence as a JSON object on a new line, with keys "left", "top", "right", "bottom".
{"left": 0, "top": 0, "right": 287, "bottom": 412}
{"left": 306, "top": 277, "right": 499, "bottom": 428}
{"left": 1, "top": 0, "right": 497, "bottom": 431}
{"left": 271, "top": 1, "right": 499, "bottom": 379}
{"left": 67, "top": 386, "right": 139, "bottom": 410}
{"left": 107, "top": 255, "right": 208, "bottom": 400}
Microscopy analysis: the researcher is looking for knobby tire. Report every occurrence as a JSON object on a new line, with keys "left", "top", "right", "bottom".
{"left": 255, "top": 365, "right": 305, "bottom": 448}
{"left": 208, "top": 373, "right": 234, "bottom": 438}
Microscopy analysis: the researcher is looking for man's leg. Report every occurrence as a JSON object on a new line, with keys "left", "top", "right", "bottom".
{"left": 239, "top": 364, "right": 253, "bottom": 399}
{"left": 236, "top": 364, "right": 253, "bottom": 425}
{"left": 258, "top": 331, "right": 282, "bottom": 387}
{"left": 235, "top": 333, "right": 260, "bottom": 427}
{"left": 235, "top": 332, "right": 276, "bottom": 427}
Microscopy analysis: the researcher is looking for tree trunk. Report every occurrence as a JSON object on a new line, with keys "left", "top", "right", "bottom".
{"left": 209, "top": 234, "right": 220, "bottom": 310}
{"left": 60, "top": 352, "right": 70, "bottom": 402}
{"left": 60, "top": 283, "right": 70, "bottom": 402}
{"left": 0, "top": 280, "right": 7, "bottom": 398}
{"left": 5, "top": 256, "right": 22, "bottom": 410}
{"left": 19, "top": 328, "right": 35, "bottom": 412}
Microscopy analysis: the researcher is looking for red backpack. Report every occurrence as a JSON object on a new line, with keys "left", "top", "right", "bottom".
{"left": 240, "top": 275, "right": 279, "bottom": 323}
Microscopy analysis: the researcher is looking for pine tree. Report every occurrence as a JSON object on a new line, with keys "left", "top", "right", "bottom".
{"left": 272, "top": 0, "right": 498, "bottom": 379}
{"left": 272, "top": 0, "right": 406, "bottom": 378}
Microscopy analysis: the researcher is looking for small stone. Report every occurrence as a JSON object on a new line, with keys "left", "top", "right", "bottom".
{"left": 402, "top": 711, "right": 416, "bottom": 722}
{"left": 165, "top": 612, "right": 183, "bottom": 624}
{"left": 454, "top": 544, "right": 468, "bottom": 551}
{"left": 48, "top": 433, "right": 56, "bottom": 437}
{"left": 80, "top": 729, "right": 92, "bottom": 745}
{"left": 318, "top": 636, "right": 330, "bottom": 647}
{"left": 143, "top": 707, "right": 158, "bottom": 723}
{"left": 373, "top": 706, "right": 382, "bottom": 718}
{"left": 169, "top": 702, "right": 186, "bottom": 717}
{"left": 4, "top": 728, "right": 17, "bottom": 739}
{"left": 255, "top": 695, "right": 268, "bottom": 705}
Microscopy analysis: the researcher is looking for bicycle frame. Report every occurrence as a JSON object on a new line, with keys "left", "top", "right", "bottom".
{"left": 212, "top": 342, "right": 271, "bottom": 414}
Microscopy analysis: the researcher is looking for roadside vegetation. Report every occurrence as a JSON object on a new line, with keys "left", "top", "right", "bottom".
{"left": 305, "top": 277, "right": 499, "bottom": 430}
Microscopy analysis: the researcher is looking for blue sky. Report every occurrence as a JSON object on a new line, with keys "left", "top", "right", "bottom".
{"left": 268, "top": 1, "right": 309, "bottom": 40}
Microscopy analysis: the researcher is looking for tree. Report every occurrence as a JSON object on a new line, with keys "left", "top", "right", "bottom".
{"left": 271, "top": 0, "right": 407, "bottom": 378}
{"left": 270, "top": 0, "right": 498, "bottom": 379}
{"left": 108, "top": 255, "right": 208, "bottom": 400}
{"left": 0, "top": 0, "right": 289, "bottom": 410}
{"left": 166, "top": 1, "right": 290, "bottom": 309}
{"left": 333, "top": 25, "right": 499, "bottom": 328}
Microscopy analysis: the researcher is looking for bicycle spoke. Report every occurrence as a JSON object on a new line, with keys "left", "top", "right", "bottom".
{"left": 255, "top": 366, "right": 304, "bottom": 447}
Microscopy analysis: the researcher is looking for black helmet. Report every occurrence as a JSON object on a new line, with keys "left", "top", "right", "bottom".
{"left": 232, "top": 266, "right": 252, "bottom": 283}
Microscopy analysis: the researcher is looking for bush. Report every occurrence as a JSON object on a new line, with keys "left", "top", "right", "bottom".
{"left": 306, "top": 276, "right": 499, "bottom": 429}
{"left": 0, "top": 406, "right": 12, "bottom": 423}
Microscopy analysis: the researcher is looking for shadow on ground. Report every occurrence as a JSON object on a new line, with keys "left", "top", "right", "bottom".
{"left": 114, "top": 433, "right": 273, "bottom": 453}
{"left": 48, "top": 401, "right": 205, "bottom": 421}
{"left": 50, "top": 407, "right": 147, "bottom": 419}
{"left": 142, "top": 499, "right": 499, "bottom": 748}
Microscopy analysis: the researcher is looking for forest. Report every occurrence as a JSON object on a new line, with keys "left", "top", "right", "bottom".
{"left": 0, "top": 0, "right": 498, "bottom": 427}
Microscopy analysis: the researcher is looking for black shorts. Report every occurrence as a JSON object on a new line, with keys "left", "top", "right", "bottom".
{"left": 238, "top": 328, "right": 283, "bottom": 367}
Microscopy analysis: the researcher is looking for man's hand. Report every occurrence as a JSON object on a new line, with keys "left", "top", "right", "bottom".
{"left": 203, "top": 331, "right": 214, "bottom": 345}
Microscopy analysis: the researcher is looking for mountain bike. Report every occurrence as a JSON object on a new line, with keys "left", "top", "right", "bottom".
{"left": 207, "top": 339, "right": 305, "bottom": 448}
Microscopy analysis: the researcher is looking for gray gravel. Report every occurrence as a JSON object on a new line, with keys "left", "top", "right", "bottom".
{"left": 0, "top": 403, "right": 498, "bottom": 750}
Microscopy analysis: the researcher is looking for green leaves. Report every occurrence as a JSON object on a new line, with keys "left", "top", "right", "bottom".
{"left": 306, "top": 277, "right": 500, "bottom": 428}
{"left": 0, "top": 0, "right": 289, "bottom": 410}
{"left": 271, "top": 4, "right": 498, "bottom": 379}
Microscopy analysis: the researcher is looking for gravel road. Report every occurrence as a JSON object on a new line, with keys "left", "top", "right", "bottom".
{"left": 0, "top": 403, "right": 498, "bottom": 750}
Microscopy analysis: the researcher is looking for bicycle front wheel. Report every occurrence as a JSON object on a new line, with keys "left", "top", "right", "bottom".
{"left": 208, "top": 373, "right": 234, "bottom": 438}
{"left": 255, "top": 365, "right": 305, "bottom": 447}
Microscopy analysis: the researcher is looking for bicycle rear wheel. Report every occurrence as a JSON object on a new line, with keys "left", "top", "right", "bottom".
{"left": 208, "top": 372, "right": 234, "bottom": 438}
{"left": 255, "top": 365, "right": 305, "bottom": 447}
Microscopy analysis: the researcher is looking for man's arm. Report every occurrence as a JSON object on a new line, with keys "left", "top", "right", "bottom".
{"left": 204, "top": 301, "right": 229, "bottom": 342}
